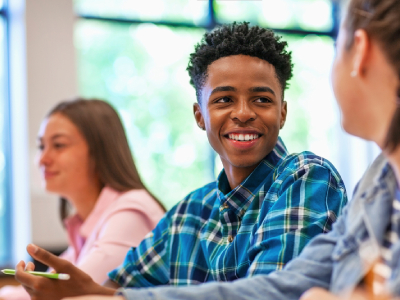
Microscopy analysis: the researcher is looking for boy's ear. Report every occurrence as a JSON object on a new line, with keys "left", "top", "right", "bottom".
{"left": 193, "top": 103, "right": 205, "bottom": 130}
{"left": 280, "top": 101, "right": 287, "bottom": 129}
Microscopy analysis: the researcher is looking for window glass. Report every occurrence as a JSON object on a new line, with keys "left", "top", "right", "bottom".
{"left": 75, "top": 21, "right": 211, "bottom": 209}
{"left": 74, "top": 0, "right": 209, "bottom": 26}
{"left": 279, "top": 34, "right": 338, "bottom": 160}
{"left": 75, "top": 20, "right": 339, "bottom": 208}
{"left": 0, "top": 17, "right": 11, "bottom": 265}
{"left": 214, "top": 0, "right": 333, "bottom": 32}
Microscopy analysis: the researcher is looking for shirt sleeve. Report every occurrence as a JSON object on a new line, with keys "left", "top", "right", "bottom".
{"left": 76, "top": 208, "right": 158, "bottom": 284}
{"left": 246, "top": 159, "right": 347, "bottom": 275}
{"left": 108, "top": 210, "right": 174, "bottom": 287}
{"left": 115, "top": 203, "right": 350, "bottom": 300}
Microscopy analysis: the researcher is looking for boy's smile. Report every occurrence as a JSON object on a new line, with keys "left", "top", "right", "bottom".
{"left": 194, "top": 55, "right": 287, "bottom": 190}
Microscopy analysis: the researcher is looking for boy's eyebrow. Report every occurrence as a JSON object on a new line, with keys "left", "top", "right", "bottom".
{"left": 210, "top": 86, "right": 236, "bottom": 95}
{"left": 249, "top": 86, "right": 275, "bottom": 95}
{"left": 210, "top": 86, "right": 276, "bottom": 96}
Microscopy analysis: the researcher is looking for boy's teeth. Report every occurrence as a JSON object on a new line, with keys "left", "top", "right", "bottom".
{"left": 228, "top": 134, "right": 259, "bottom": 141}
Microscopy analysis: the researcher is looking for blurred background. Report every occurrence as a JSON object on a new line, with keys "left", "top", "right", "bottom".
{"left": 0, "top": 0, "right": 380, "bottom": 267}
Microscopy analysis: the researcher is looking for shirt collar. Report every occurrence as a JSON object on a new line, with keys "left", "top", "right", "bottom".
{"left": 217, "top": 137, "right": 288, "bottom": 216}
{"left": 377, "top": 161, "right": 397, "bottom": 195}
{"left": 64, "top": 186, "right": 121, "bottom": 239}
{"left": 360, "top": 156, "right": 397, "bottom": 202}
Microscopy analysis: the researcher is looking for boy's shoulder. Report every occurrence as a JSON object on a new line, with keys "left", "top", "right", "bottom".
{"left": 280, "top": 151, "right": 337, "bottom": 169}
{"left": 166, "top": 180, "right": 219, "bottom": 216}
{"left": 185, "top": 180, "right": 218, "bottom": 202}
{"left": 275, "top": 151, "right": 345, "bottom": 187}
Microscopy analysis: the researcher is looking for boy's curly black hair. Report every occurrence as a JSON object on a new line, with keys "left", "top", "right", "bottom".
{"left": 187, "top": 22, "right": 293, "bottom": 102}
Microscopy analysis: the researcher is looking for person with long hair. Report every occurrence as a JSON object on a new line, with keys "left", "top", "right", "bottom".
{"left": 0, "top": 98, "right": 165, "bottom": 300}
{"left": 62, "top": 0, "right": 400, "bottom": 299}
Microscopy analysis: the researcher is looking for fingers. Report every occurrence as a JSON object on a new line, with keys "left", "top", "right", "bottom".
{"left": 103, "top": 279, "right": 121, "bottom": 289}
{"left": 16, "top": 260, "right": 26, "bottom": 270}
{"left": 302, "top": 288, "right": 393, "bottom": 300}
{"left": 15, "top": 260, "right": 37, "bottom": 289}
{"left": 349, "top": 289, "right": 393, "bottom": 300}
{"left": 300, "top": 288, "right": 340, "bottom": 300}
{"left": 25, "top": 261, "right": 35, "bottom": 271}
{"left": 26, "top": 244, "right": 67, "bottom": 272}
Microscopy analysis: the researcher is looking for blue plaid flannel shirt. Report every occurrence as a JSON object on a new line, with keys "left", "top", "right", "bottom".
{"left": 109, "top": 137, "right": 348, "bottom": 287}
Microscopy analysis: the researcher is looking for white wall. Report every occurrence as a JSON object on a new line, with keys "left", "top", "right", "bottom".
{"left": 25, "top": 0, "right": 77, "bottom": 249}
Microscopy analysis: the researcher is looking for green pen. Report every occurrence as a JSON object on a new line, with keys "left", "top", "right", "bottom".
{"left": 1, "top": 269, "right": 70, "bottom": 280}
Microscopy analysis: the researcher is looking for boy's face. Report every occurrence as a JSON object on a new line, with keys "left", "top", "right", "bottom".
{"left": 194, "top": 55, "right": 287, "bottom": 175}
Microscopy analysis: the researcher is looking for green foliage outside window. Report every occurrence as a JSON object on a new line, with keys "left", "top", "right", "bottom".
{"left": 214, "top": 0, "right": 333, "bottom": 32}
{"left": 74, "top": 1, "right": 338, "bottom": 209}
{"left": 75, "top": 21, "right": 211, "bottom": 209}
{"left": 280, "top": 34, "right": 337, "bottom": 157}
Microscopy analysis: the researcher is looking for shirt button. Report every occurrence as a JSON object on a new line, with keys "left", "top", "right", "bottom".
{"left": 223, "top": 202, "right": 229, "bottom": 209}
{"left": 228, "top": 235, "right": 233, "bottom": 243}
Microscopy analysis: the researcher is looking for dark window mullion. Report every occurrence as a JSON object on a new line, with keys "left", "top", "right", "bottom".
{"left": 208, "top": 0, "right": 216, "bottom": 30}
{"left": 78, "top": 0, "right": 337, "bottom": 39}
{"left": 270, "top": 28, "right": 335, "bottom": 37}
{"left": 77, "top": 16, "right": 336, "bottom": 38}
{"left": 332, "top": 0, "right": 341, "bottom": 39}
{"left": 77, "top": 14, "right": 207, "bottom": 30}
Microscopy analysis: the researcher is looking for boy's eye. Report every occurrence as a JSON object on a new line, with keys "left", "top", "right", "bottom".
{"left": 37, "top": 144, "right": 44, "bottom": 151}
{"left": 216, "top": 96, "right": 232, "bottom": 103}
{"left": 254, "top": 97, "right": 271, "bottom": 103}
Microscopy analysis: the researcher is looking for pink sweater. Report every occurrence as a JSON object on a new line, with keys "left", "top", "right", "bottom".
{"left": 0, "top": 187, "right": 165, "bottom": 300}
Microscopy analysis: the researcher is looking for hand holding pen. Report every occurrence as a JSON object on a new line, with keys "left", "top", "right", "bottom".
{"left": 14, "top": 244, "right": 115, "bottom": 300}
{"left": 2, "top": 269, "right": 70, "bottom": 280}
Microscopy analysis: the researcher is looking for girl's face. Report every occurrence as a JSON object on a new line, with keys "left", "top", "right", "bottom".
{"left": 331, "top": 25, "right": 367, "bottom": 138}
{"left": 331, "top": 22, "right": 398, "bottom": 147}
{"left": 37, "top": 113, "right": 99, "bottom": 199}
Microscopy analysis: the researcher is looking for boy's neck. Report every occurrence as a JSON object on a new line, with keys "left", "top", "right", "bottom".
{"left": 223, "top": 163, "right": 259, "bottom": 192}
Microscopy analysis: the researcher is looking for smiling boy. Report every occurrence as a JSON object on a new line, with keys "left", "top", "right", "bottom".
{"left": 194, "top": 55, "right": 286, "bottom": 189}
{"left": 15, "top": 22, "right": 347, "bottom": 299}
{"left": 107, "top": 22, "right": 347, "bottom": 286}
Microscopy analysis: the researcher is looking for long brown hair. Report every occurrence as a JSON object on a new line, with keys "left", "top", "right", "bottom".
{"left": 47, "top": 98, "right": 165, "bottom": 222}
{"left": 344, "top": 0, "right": 400, "bottom": 151}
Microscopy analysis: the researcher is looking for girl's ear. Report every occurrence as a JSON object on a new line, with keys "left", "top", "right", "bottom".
{"left": 351, "top": 29, "right": 370, "bottom": 78}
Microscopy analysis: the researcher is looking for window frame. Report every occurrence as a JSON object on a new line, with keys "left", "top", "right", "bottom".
{"left": 0, "top": 0, "right": 14, "bottom": 268}
{"left": 76, "top": 0, "right": 340, "bottom": 37}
